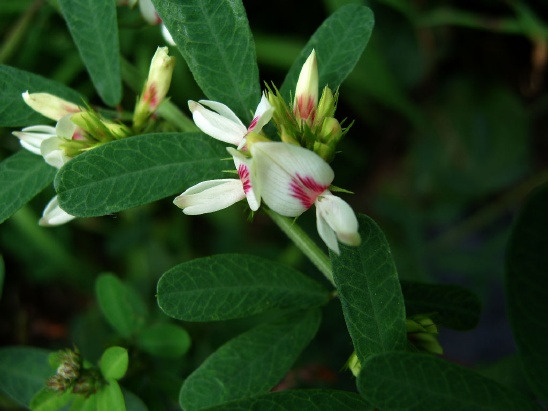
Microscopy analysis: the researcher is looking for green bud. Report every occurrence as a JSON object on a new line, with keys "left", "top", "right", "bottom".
{"left": 71, "top": 111, "right": 129, "bottom": 143}
{"left": 313, "top": 141, "right": 334, "bottom": 162}
{"left": 314, "top": 86, "right": 336, "bottom": 128}
{"left": 406, "top": 314, "right": 443, "bottom": 355}
{"left": 318, "top": 117, "right": 343, "bottom": 145}
{"left": 345, "top": 351, "right": 362, "bottom": 377}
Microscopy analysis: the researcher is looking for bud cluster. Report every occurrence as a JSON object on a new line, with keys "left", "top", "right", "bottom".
{"left": 266, "top": 50, "right": 351, "bottom": 162}
{"left": 46, "top": 348, "right": 102, "bottom": 397}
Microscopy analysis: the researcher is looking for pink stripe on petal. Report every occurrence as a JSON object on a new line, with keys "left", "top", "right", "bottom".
{"left": 238, "top": 164, "right": 252, "bottom": 194}
{"left": 289, "top": 173, "right": 329, "bottom": 209}
{"left": 247, "top": 116, "right": 258, "bottom": 132}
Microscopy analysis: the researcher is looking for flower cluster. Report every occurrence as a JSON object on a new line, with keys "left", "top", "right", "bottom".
{"left": 12, "top": 47, "right": 174, "bottom": 226}
{"left": 174, "top": 50, "right": 360, "bottom": 254}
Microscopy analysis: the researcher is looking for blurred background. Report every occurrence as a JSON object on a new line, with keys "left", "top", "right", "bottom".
{"left": 0, "top": 0, "right": 547, "bottom": 406}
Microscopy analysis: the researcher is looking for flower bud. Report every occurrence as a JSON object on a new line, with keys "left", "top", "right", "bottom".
{"left": 133, "top": 47, "right": 175, "bottom": 130}
{"left": 318, "top": 117, "right": 343, "bottom": 144}
{"left": 345, "top": 351, "right": 362, "bottom": 377}
{"left": 22, "top": 91, "right": 81, "bottom": 122}
{"left": 71, "top": 111, "right": 129, "bottom": 142}
{"left": 406, "top": 315, "right": 443, "bottom": 355}
{"left": 293, "top": 49, "right": 318, "bottom": 123}
{"left": 314, "top": 86, "right": 336, "bottom": 127}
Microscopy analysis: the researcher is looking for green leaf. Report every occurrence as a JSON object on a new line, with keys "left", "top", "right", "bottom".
{"left": 280, "top": 5, "right": 374, "bottom": 99}
{"left": 152, "top": 0, "right": 260, "bottom": 121}
{"left": 506, "top": 183, "right": 548, "bottom": 402}
{"left": 0, "top": 347, "right": 52, "bottom": 407}
{"left": 0, "top": 151, "right": 56, "bottom": 224}
{"left": 401, "top": 280, "right": 481, "bottom": 330}
{"left": 95, "top": 274, "right": 148, "bottom": 338}
{"left": 358, "top": 352, "right": 541, "bottom": 410}
{"left": 0, "top": 65, "right": 84, "bottom": 127}
{"left": 96, "top": 380, "right": 126, "bottom": 411}
{"left": 331, "top": 214, "right": 407, "bottom": 364}
{"left": 58, "top": 0, "right": 121, "bottom": 106}
{"left": 157, "top": 254, "right": 329, "bottom": 322}
{"left": 136, "top": 323, "right": 191, "bottom": 358}
{"left": 205, "top": 389, "right": 373, "bottom": 410}
{"left": 179, "top": 309, "right": 321, "bottom": 410}
{"left": 30, "top": 388, "right": 72, "bottom": 411}
{"left": 99, "top": 346, "right": 128, "bottom": 381}
{"left": 55, "top": 132, "right": 227, "bottom": 217}
{"left": 123, "top": 390, "right": 148, "bottom": 411}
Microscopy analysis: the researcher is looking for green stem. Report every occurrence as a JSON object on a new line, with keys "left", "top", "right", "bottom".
{"left": 265, "top": 208, "right": 334, "bottom": 286}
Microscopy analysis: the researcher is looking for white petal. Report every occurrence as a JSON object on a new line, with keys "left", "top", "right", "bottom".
{"left": 315, "top": 192, "right": 360, "bottom": 254}
{"left": 250, "top": 142, "right": 334, "bottom": 217}
{"left": 55, "top": 115, "right": 77, "bottom": 139}
{"left": 173, "top": 179, "right": 245, "bottom": 215}
{"left": 161, "top": 24, "right": 176, "bottom": 46}
{"left": 41, "top": 137, "right": 70, "bottom": 169}
{"left": 138, "top": 0, "right": 160, "bottom": 24}
{"left": 228, "top": 147, "right": 260, "bottom": 211}
{"left": 248, "top": 93, "right": 274, "bottom": 133}
{"left": 188, "top": 100, "right": 246, "bottom": 146}
{"left": 12, "top": 125, "right": 56, "bottom": 155}
{"left": 316, "top": 206, "right": 340, "bottom": 254}
{"left": 39, "top": 196, "right": 75, "bottom": 226}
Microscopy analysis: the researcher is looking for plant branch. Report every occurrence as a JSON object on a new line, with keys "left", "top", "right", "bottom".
{"left": 265, "top": 208, "right": 334, "bottom": 287}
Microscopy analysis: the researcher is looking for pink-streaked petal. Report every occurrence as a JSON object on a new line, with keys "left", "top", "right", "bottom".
{"left": 198, "top": 100, "right": 244, "bottom": 127}
{"left": 315, "top": 192, "right": 360, "bottom": 253}
{"left": 173, "top": 179, "right": 245, "bottom": 215}
{"left": 138, "top": 0, "right": 161, "bottom": 25}
{"left": 294, "top": 49, "right": 318, "bottom": 112}
{"left": 250, "top": 142, "right": 334, "bottom": 217}
{"left": 41, "top": 137, "right": 70, "bottom": 169}
{"left": 22, "top": 91, "right": 80, "bottom": 122}
{"left": 228, "top": 147, "right": 260, "bottom": 211}
{"left": 161, "top": 24, "right": 175, "bottom": 45}
{"left": 188, "top": 100, "right": 246, "bottom": 146}
{"left": 39, "top": 196, "right": 75, "bottom": 226}
{"left": 248, "top": 93, "right": 274, "bottom": 133}
{"left": 55, "top": 115, "right": 77, "bottom": 140}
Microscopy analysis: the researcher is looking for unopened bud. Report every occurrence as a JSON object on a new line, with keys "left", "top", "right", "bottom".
{"left": 318, "top": 117, "right": 343, "bottom": 144}
{"left": 22, "top": 91, "right": 81, "bottom": 122}
{"left": 406, "top": 315, "right": 443, "bottom": 355}
{"left": 293, "top": 49, "right": 318, "bottom": 123}
{"left": 314, "top": 87, "right": 336, "bottom": 128}
{"left": 345, "top": 351, "right": 361, "bottom": 377}
{"left": 133, "top": 47, "right": 175, "bottom": 130}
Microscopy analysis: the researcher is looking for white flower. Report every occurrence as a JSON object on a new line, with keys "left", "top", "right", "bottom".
{"left": 39, "top": 196, "right": 75, "bottom": 227}
{"left": 12, "top": 125, "right": 56, "bottom": 155}
{"left": 188, "top": 93, "right": 273, "bottom": 149}
{"left": 173, "top": 148, "right": 260, "bottom": 215}
{"left": 250, "top": 141, "right": 360, "bottom": 254}
{"left": 40, "top": 115, "right": 78, "bottom": 169}
{"left": 137, "top": 0, "right": 175, "bottom": 45}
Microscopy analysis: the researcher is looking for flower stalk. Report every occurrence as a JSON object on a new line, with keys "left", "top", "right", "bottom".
{"left": 265, "top": 207, "right": 334, "bottom": 287}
